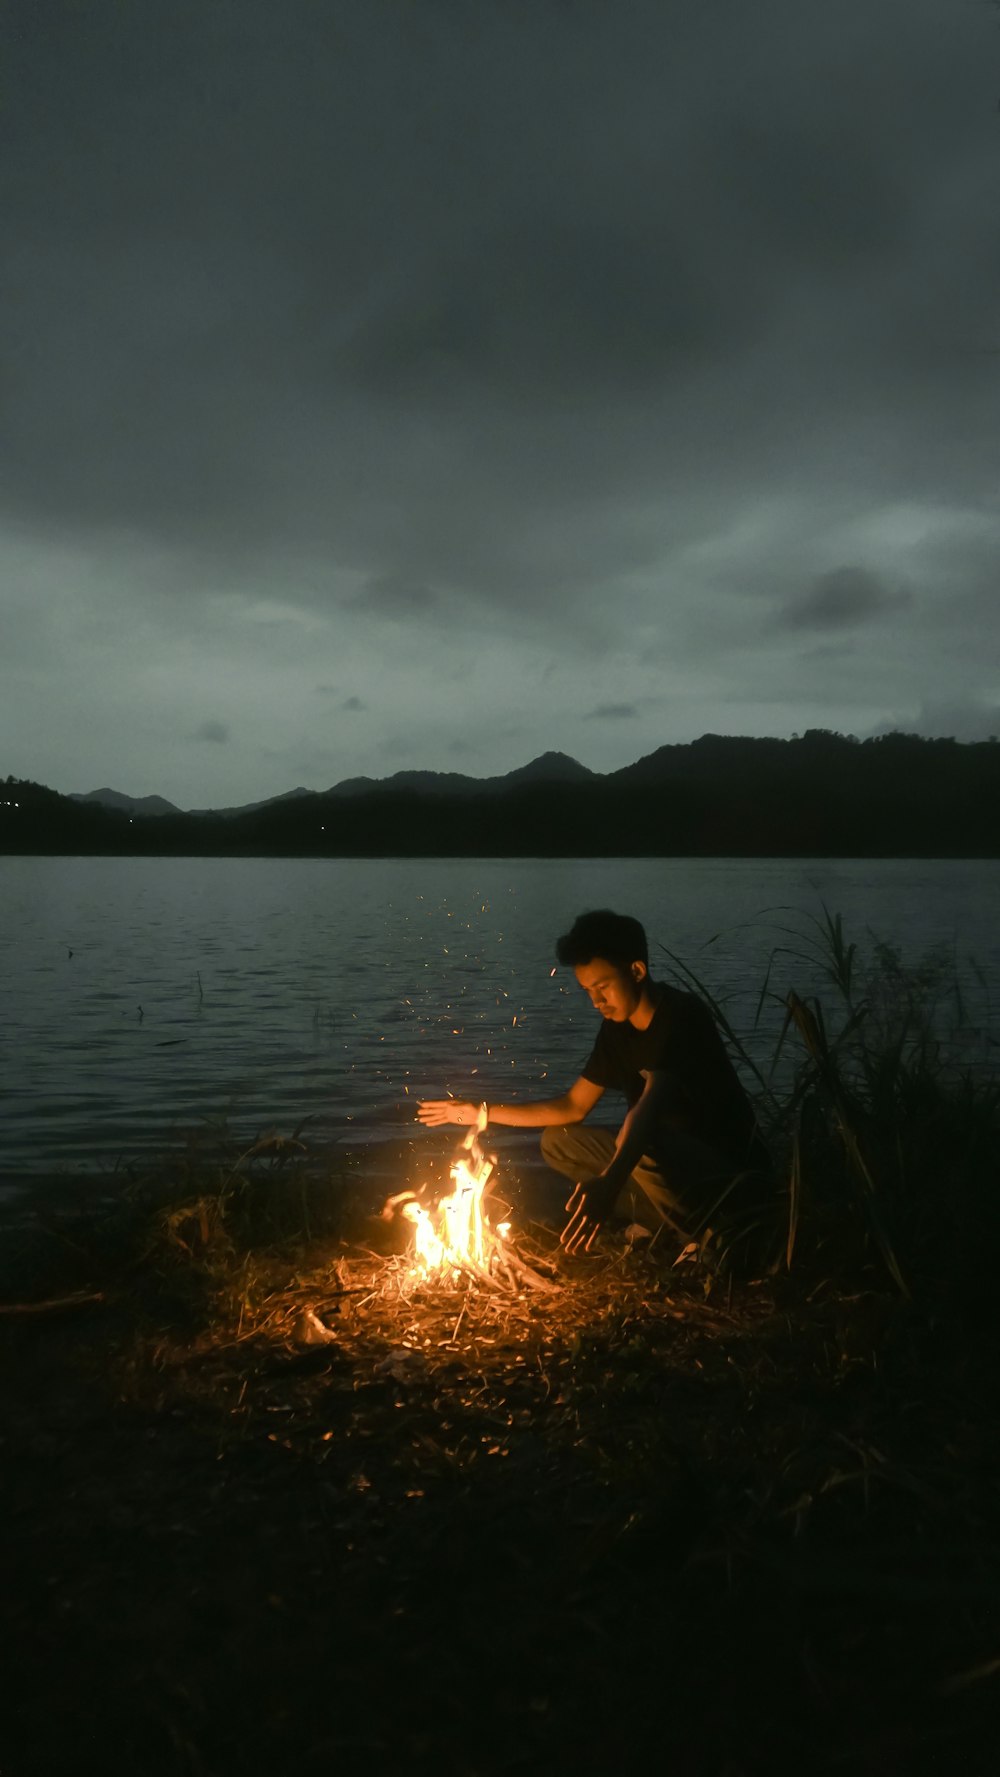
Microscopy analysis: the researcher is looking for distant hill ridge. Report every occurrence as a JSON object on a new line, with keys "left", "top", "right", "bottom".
{"left": 184, "top": 786, "right": 314, "bottom": 820}
{"left": 70, "top": 786, "right": 182, "bottom": 818}
{"left": 15, "top": 732, "right": 999, "bottom": 857}
{"left": 321, "top": 750, "right": 595, "bottom": 803}
{"left": 72, "top": 751, "right": 597, "bottom": 817}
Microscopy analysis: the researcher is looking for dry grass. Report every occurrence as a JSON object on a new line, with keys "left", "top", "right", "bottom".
{"left": 4, "top": 1159, "right": 1000, "bottom": 1776}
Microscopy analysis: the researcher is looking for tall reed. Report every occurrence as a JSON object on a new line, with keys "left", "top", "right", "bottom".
{"left": 660, "top": 907, "right": 1000, "bottom": 1313}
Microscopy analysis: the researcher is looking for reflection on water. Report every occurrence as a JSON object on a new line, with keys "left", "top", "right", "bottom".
{"left": 1, "top": 855, "right": 997, "bottom": 1179}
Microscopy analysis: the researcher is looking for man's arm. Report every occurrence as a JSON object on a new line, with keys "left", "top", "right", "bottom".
{"left": 560, "top": 1069, "right": 668, "bottom": 1253}
{"left": 601, "top": 1068, "right": 670, "bottom": 1186}
{"left": 417, "top": 1075, "right": 604, "bottom": 1129}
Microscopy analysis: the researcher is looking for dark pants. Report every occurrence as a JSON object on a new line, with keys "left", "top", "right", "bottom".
{"left": 540, "top": 1122, "right": 734, "bottom": 1238}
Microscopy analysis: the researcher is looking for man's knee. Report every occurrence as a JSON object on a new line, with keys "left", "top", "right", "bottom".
{"left": 539, "top": 1124, "right": 569, "bottom": 1165}
{"left": 542, "top": 1123, "right": 618, "bottom": 1183}
{"left": 540, "top": 1123, "right": 591, "bottom": 1177}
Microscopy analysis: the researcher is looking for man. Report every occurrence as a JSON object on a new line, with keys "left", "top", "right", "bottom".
{"left": 418, "top": 908, "right": 768, "bottom": 1253}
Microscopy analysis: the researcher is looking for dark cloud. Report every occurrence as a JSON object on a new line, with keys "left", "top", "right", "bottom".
{"left": 872, "top": 698, "right": 1000, "bottom": 744}
{"left": 3, "top": 0, "right": 996, "bottom": 566}
{"left": 777, "top": 568, "right": 913, "bottom": 632}
{"left": 0, "top": 1, "right": 997, "bottom": 799}
{"left": 796, "top": 642, "right": 858, "bottom": 662}
{"left": 341, "top": 213, "right": 769, "bottom": 407}
{"left": 584, "top": 704, "right": 639, "bottom": 722}
{"left": 341, "top": 696, "right": 366, "bottom": 713}
{"left": 192, "top": 720, "right": 229, "bottom": 744}
{"left": 706, "top": 114, "right": 910, "bottom": 276}
{"left": 347, "top": 575, "right": 438, "bottom": 619}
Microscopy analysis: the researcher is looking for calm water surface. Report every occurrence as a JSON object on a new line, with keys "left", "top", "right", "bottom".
{"left": 2, "top": 856, "right": 997, "bottom": 1182}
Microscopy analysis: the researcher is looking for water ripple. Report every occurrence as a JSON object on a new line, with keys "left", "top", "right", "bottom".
{"left": 1, "top": 854, "right": 997, "bottom": 1179}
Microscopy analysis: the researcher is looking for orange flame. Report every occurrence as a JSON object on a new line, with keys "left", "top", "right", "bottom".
{"left": 402, "top": 1106, "right": 509, "bottom": 1281}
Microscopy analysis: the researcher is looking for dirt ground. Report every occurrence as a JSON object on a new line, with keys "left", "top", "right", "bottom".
{"left": 3, "top": 1202, "right": 999, "bottom": 1777}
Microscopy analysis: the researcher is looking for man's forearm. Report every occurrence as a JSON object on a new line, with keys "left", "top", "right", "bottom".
{"left": 487, "top": 1095, "right": 585, "bottom": 1129}
{"left": 604, "top": 1096, "right": 659, "bottom": 1182}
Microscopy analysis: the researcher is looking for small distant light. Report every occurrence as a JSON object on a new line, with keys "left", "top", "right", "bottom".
{"left": 549, "top": 967, "right": 557, "bottom": 977}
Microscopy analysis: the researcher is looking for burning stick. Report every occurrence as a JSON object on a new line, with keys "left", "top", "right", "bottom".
{"left": 392, "top": 1107, "right": 557, "bottom": 1294}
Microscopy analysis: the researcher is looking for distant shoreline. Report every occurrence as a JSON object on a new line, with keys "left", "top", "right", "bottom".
{"left": 7, "top": 735, "right": 1000, "bottom": 857}
{"left": 4, "top": 849, "right": 1000, "bottom": 862}
{"left": 0, "top": 1131, "right": 553, "bottom": 1206}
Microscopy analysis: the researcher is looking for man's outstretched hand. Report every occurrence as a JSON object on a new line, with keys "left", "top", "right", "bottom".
{"left": 417, "top": 1099, "right": 480, "bottom": 1128}
{"left": 560, "top": 1175, "right": 620, "bottom": 1254}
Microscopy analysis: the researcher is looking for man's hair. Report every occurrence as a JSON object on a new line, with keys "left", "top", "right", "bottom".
{"left": 555, "top": 910, "right": 649, "bottom": 972}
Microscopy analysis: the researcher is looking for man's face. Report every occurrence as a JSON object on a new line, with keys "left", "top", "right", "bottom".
{"left": 573, "top": 956, "right": 645, "bottom": 1022}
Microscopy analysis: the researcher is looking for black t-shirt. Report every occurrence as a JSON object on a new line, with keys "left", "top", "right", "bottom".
{"left": 581, "top": 984, "right": 765, "bottom": 1168}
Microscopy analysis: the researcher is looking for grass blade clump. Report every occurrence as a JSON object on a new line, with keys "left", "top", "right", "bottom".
{"left": 659, "top": 911, "right": 1000, "bottom": 1319}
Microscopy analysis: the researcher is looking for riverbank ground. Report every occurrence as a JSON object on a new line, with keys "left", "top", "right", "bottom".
{"left": 3, "top": 1157, "right": 999, "bottom": 1777}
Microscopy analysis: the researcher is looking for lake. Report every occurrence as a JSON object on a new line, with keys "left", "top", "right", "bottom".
{"left": 2, "top": 855, "right": 998, "bottom": 1186}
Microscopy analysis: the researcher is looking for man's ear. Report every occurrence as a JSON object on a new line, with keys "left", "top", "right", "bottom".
{"left": 631, "top": 960, "right": 647, "bottom": 983}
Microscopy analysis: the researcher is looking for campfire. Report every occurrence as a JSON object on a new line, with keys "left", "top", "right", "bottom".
{"left": 384, "top": 1108, "right": 555, "bottom": 1294}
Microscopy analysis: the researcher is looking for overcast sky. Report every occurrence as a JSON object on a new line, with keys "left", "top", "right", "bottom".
{"left": 2, "top": 0, "right": 999, "bottom": 808}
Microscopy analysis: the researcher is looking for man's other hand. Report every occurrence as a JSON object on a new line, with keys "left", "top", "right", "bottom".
{"left": 417, "top": 1099, "right": 480, "bottom": 1127}
{"left": 560, "top": 1175, "right": 619, "bottom": 1254}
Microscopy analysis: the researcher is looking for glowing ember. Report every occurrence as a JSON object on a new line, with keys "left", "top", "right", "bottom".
{"left": 402, "top": 1106, "right": 509, "bottom": 1282}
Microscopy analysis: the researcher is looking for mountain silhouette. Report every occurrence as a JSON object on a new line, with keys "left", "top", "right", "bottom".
{"left": 185, "top": 787, "right": 314, "bottom": 819}
{"left": 7, "top": 734, "right": 999, "bottom": 857}
{"left": 74, "top": 754, "right": 595, "bottom": 816}
{"left": 323, "top": 751, "right": 595, "bottom": 803}
{"left": 69, "top": 787, "right": 182, "bottom": 817}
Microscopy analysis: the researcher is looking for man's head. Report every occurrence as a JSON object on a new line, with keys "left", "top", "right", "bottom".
{"left": 555, "top": 909, "right": 651, "bottom": 1022}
